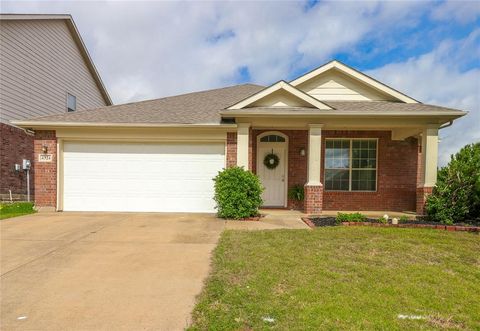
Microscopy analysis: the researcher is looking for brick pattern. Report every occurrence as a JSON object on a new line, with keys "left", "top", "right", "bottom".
{"left": 251, "top": 130, "right": 308, "bottom": 210}
{"left": 226, "top": 132, "right": 237, "bottom": 167}
{"left": 321, "top": 131, "right": 419, "bottom": 212}
{"left": 33, "top": 130, "right": 57, "bottom": 208}
{"left": 304, "top": 184, "right": 323, "bottom": 214}
{"left": 0, "top": 123, "right": 34, "bottom": 200}
{"left": 416, "top": 186, "right": 433, "bottom": 215}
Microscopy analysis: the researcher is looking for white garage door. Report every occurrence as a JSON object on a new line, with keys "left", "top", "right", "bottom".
{"left": 63, "top": 141, "right": 225, "bottom": 212}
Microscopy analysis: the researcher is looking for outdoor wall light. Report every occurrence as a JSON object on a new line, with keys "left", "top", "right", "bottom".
{"left": 42, "top": 145, "right": 48, "bottom": 154}
{"left": 300, "top": 148, "right": 306, "bottom": 156}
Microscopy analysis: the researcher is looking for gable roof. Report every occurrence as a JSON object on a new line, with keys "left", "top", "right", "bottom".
{"left": 0, "top": 14, "right": 112, "bottom": 105}
{"left": 227, "top": 81, "right": 332, "bottom": 110}
{"left": 13, "top": 84, "right": 466, "bottom": 128}
{"left": 290, "top": 60, "right": 419, "bottom": 104}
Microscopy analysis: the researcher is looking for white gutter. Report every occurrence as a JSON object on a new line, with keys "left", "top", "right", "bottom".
{"left": 11, "top": 121, "right": 238, "bottom": 129}
{"left": 220, "top": 111, "right": 467, "bottom": 117}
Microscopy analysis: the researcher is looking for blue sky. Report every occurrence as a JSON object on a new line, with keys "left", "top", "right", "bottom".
{"left": 1, "top": 0, "right": 479, "bottom": 165}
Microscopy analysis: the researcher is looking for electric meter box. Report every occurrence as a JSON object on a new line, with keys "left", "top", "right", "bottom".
{"left": 22, "top": 159, "right": 31, "bottom": 170}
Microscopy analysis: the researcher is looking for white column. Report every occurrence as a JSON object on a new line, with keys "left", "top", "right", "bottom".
{"left": 307, "top": 124, "right": 323, "bottom": 185}
{"left": 236, "top": 123, "right": 250, "bottom": 169}
{"left": 421, "top": 125, "right": 439, "bottom": 187}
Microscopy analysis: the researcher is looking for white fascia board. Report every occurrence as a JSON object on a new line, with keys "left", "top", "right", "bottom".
{"left": 227, "top": 81, "right": 332, "bottom": 110}
{"left": 290, "top": 60, "right": 419, "bottom": 104}
{"left": 221, "top": 110, "right": 466, "bottom": 117}
{"left": 10, "top": 121, "right": 237, "bottom": 129}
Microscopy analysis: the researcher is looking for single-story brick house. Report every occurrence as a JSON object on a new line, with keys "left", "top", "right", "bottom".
{"left": 13, "top": 60, "right": 466, "bottom": 214}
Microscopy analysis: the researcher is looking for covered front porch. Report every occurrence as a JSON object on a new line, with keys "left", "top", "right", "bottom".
{"left": 228, "top": 119, "right": 440, "bottom": 216}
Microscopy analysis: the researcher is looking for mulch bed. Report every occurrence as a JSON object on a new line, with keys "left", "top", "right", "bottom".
{"left": 302, "top": 217, "right": 480, "bottom": 233}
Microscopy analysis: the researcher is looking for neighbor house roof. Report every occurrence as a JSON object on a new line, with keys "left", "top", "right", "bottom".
{"left": 0, "top": 14, "right": 112, "bottom": 105}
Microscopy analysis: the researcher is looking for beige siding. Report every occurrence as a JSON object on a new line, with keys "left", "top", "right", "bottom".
{"left": 250, "top": 90, "right": 314, "bottom": 107}
{"left": 0, "top": 19, "right": 107, "bottom": 123}
{"left": 297, "top": 69, "right": 396, "bottom": 101}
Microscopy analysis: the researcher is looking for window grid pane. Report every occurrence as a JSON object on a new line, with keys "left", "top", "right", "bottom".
{"left": 325, "top": 139, "right": 377, "bottom": 192}
{"left": 260, "top": 135, "right": 285, "bottom": 142}
{"left": 325, "top": 139, "right": 350, "bottom": 191}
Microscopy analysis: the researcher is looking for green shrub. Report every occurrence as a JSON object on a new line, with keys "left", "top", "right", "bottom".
{"left": 213, "top": 167, "right": 263, "bottom": 219}
{"left": 426, "top": 143, "right": 480, "bottom": 224}
{"left": 399, "top": 215, "right": 409, "bottom": 223}
{"left": 336, "top": 212, "right": 367, "bottom": 223}
{"left": 0, "top": 202, "right": 35, "bottom": 214}
{"left": 377, "top": 217, "right": 388, "bottom": 224}
{"left": 288, "top": 185, "right": 304, "bottom": 201}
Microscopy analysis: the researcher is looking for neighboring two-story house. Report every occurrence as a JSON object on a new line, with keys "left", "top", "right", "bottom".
{"left": 0, "top": 14, "right": 111, "bottom": 200}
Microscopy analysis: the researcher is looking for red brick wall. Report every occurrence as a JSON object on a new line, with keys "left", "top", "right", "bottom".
{"left": 416, "top": 186, "right": 433, "bottom": 215}
{"left": 321, "top": 131, "right": 418, "bottom": 212}
{"left": 251, "top": 130, "right": 308, "bottom": 210}
{"left": 34, "top": 130, "right": 57, "bottom": 208}
{"left": 0, "top": 123, "right": 34, "bottom": 199}
{"left": 226, "top": 132, "right": 237, "bottom": 167}
{"left": 304, "top": 185, "right": 323, "bottom": 214}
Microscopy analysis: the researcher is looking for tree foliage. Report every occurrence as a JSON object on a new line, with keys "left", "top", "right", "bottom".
{"left": 426, "top": 143, "right": 480, "bottom": 224}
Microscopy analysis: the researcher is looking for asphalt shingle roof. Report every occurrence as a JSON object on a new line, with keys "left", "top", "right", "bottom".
{"left": 20, "top": 84, "right": 465, "bottom": 125}
{"left": 26, "top": 84, "right": 264, "bottom": 124}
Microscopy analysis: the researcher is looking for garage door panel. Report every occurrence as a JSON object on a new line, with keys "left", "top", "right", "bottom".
{"left": 63, "top": 142, "right": 225, "bottom": 212}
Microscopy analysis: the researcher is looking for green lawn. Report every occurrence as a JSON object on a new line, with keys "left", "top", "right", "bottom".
{"left": 0, "top": 202, "right": 36, "bottom": 220}
{"left": 190, "top": 227, "right": 480, "bottom": 330}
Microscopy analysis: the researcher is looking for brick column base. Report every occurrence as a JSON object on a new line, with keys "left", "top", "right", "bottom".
{"left": 416, "top": 186, "right": 433, "bottom": 216}
{"left": 304, "top": 184, "right": 323, "bottom": 214}
{"left": 34, "top": 131, "right": 57, "bottom": 210}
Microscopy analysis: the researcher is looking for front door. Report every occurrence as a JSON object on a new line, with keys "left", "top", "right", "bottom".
{"left": 257, "top": 134, "right": 288, "bottom": 207}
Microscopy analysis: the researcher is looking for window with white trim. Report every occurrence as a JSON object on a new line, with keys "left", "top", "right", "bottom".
{"left": 325, "top": 139, "right": 377, "bottom": 191}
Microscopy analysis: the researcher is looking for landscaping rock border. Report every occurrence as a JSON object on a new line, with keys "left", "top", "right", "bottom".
{"left": 301, "top": 217, "right": 480, "bottom": 232}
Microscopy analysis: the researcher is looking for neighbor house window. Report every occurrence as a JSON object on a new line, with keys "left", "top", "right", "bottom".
{"left": 325, "top": 139, "right": 377, "bottom": 191}
{"left": 67, "top": 93, "right": 76, "bottom": 112}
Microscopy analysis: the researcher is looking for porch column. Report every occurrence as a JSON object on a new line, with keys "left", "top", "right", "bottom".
{"left": 236, "top": 123, "right": 250, "bottom": 169}
{"left": 416, "top": 125, "right": 439, "bottom": 215}
{"left": 304, "top": 124, "right": 324, "bottom": 214}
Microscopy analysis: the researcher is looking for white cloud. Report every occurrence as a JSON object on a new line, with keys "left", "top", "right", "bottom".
{"left": 1, "top": 0, "right": 478, "bottom": 164}
{"left": 367, "top": 29, "right": 480, "bottom": 166}
{"left": 431, "top": 0, "right": 480, "bottom": 24}
{"left": 0, "top": 0, "right": 431, "bottom": 103}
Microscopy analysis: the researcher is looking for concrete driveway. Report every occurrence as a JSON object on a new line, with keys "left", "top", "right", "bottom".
{"left": 1, "top": 212, "right": 224, "bottom": 330}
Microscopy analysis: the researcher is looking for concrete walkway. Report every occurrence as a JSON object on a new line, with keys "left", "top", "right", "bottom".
{"left": 225, "top": 209, "right": 310, "bottom": 230}
{"left": 1, "top": 211, "right": 307, "bottom": 330}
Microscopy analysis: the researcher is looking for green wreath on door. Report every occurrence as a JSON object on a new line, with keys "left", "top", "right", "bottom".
{"left": 263, "top": 152, "right": 280, "bottom": 170}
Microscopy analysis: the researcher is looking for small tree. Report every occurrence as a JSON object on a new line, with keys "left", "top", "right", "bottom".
{"left": 426, "top": 143, "right": 480, "bottom": 224}
{"left": 213, "top": 167, "right": 263, "bottom": 219}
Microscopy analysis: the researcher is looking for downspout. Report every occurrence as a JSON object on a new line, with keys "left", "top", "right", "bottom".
{"left": 439, "top": 121, "right": 453, "bottom": 130}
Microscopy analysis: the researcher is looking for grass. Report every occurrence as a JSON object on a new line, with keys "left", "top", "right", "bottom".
{"left": 189, "top": 227, "right": 480, "bottom": 330}
{"left": 0, "top": 202, "right": 36, "bottom": 220}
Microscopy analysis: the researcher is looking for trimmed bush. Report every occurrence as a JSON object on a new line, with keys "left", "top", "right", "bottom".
{"left": 213, "top": 167, "right": 263, "bottom": 219}
{"left": 336, "top": 212, "right": 367, "bottom": 223}
{"left": 426, "top": 143, "right": 480, "bottom": 224}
